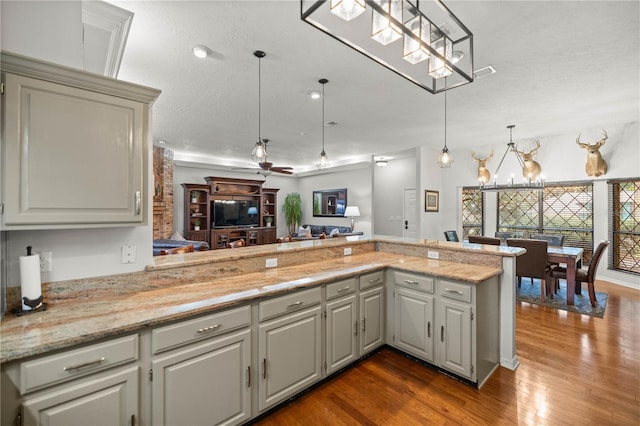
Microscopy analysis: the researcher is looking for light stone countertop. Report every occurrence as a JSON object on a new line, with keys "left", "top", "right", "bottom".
{"left": 0, "top": 249, "right": 502, "bottom": 364}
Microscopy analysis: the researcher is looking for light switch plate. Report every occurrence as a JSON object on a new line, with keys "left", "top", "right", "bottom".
{"left": 344, "top": 247, "right": 352, "bottom": 256}
{"left": 427, "top": 250, "right": 439, "bottom": 259}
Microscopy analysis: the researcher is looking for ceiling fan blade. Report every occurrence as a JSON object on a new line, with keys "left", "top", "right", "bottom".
{"left": 271, "top": 168, "right": 294, "bottom": 175}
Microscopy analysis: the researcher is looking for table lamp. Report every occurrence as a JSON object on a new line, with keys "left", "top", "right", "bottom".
{"left": 344, "top": 206, "right": 360, "bottom": 230}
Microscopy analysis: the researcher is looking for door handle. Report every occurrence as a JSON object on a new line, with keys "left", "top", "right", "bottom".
{"left": 404, "top": 220, "right": 408, "bottom": 230}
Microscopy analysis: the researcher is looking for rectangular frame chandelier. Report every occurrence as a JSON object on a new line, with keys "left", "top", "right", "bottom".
{"left": 301, "top": 0, "right": 474, "bottom": 94}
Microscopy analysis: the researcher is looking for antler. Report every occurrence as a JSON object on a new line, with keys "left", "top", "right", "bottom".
{"left": 595, "top": 130, "right": 608, "bottom": 148}
{"left": 471, "top": 150, "right": 494, "bottom": 162}
{"left": 576, "top": 134, "right": 588, "bottom": 149}
{"left": 515, "top": 141, "right": 540, "bottom": 157}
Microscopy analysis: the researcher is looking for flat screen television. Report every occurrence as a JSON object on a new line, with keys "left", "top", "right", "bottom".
{"left": 213, "top": 199, "right": 259, "bottom": 228}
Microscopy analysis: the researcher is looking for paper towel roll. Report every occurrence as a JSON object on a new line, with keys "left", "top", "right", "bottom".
{"left": 20, "top": 254, "right": 42, "bottom": 311}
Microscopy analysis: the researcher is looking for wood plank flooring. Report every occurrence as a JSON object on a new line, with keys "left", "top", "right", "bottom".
{"left": 252, "top": 280, "right": 640, "bottom": 425}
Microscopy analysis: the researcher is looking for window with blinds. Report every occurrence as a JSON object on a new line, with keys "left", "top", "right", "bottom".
{"left": 609, "top": 179, "right": 640, "bottom": 274}
{"left": 497, "top": 182, "right": 594, "bottom": 263}
{"left": 461, "top": 187, "right": 483, "bottom": 240}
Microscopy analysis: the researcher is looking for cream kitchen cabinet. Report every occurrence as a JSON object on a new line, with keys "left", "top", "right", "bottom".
{"left": 390, "top": 270, "right": 499, "bottom": 387}
{"left": 325, "top": 279, "right": 358, "bottom": 375}
{"left": 0, "top": 51, "right": 160, "bottom": 229}
{"left": 1, "top": 334, "right": 140, "bottom": 426}
{"left": 393, "top": 287, "right": 435, "bottom": 362}
{"left": 150, "top": 305, "right": 252, "bottom": 426}
{"left": 358, "top": 271, "right": 385, "bottom": 355}
{"left": 258, "top": 288, "right": 322, "bottom": 412}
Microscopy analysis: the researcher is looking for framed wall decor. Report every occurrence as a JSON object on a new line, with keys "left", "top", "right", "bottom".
{"left": 312, "top": 188, "right": 347, "bottom": 217}
{"left": 425, "top": 190, "right": 439, "bottom": 212}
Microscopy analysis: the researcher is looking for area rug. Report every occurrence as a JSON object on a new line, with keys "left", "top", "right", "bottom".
{"left": 516, "top": 279, "right": 607, "bottom": 318}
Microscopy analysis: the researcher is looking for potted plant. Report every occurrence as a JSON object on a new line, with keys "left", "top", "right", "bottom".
{"left": 191, "top": 190, "right": 200, "bottom": 203}
{"left": 193, "top": 219, "right": 201, "bottom": 231}
{"left": 265, "top": 216, "right": 273, "bottom": 227}
{"left": 282, "top": 192, "right": 302, "bottom": 235}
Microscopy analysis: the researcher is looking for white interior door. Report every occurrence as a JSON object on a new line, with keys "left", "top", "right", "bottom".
{"left": 403, "top": 189, "right": 417, "bottom": 238}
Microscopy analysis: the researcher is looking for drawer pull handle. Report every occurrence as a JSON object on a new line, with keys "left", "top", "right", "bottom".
{"left": 369, "top": 278, "right": 381, "bottom": 283}
{"left": 287, "top": 301, "right": 303, "bottom": 308}
{"left": 247, "top": 365, "right": 251, "bottom": 388}
{"left": 197, "top": 324, "right": 221, "bottom": 334}
{"left": 262, "top": 358, "right": 267, "bottom": 379}
{"left": 362, "top": 318, "right": 366, "bottom": 332}
{"left": 354, "top": 321, "right": 358, "bottom": 336}
{"left": 445, "top": 288, "right": 464, "bottom": 295}
{"left": 63, "top": 357, "right": 105, "bottom": 371}
{"left": 337, "top": 286, "right": 350, "bottom": 293}
{"left": 428, "top": 321, "right": 431, "bottom": 338}
{"left": 404, "top": 279, "right": 419, "bottom": 285}
{"left": 441, "top": 326, "right": 445, "bottom": 342}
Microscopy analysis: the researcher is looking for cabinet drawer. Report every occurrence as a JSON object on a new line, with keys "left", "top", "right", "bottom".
{"left": 438, "top": 280, "right": 472, "bottom": 303}
{"left": 359, "top": 271, "right": 384, "bottom": 290}
{"left": 393, "top": 270, "right": 434, "bottom": 293}
{"left": 326, "top": 278, "right": 356, "bottom": 300}
{"left": 152, "top": 305, "right": 250, "bottom": 354}
{"left": 20, "top": 334, "right": 138, "bottom": 394}
{"left": 259, "top": 287, "right": 321, "bottom": 322}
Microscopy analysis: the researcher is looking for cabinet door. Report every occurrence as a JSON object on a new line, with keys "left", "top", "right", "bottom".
{"left": 394, "top": 287, "right": 434, "bottom": 362}
{"left": 22, "top": 366, "right": 138, "bottom": 426}
{"left": 326, "top": 294, "right": 358, "bottom": 375}
{"left": 258, "top": 306, "right": 322, "bottom": 412}
{"left": 359, "top": 286, "right": 384, "bottom": 355}
{"left": 437, "top": 299, "right": 472, "bottom": 379}
{"left": 2, "top": 73, "right": 147, "bottom": 227}
{"left": 151, "top": 329, "right": 251, "bottom": 426}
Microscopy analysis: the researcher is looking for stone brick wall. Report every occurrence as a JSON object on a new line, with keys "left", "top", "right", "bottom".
{"left": 153, "top": 146, "right": 174, "bottom": 239}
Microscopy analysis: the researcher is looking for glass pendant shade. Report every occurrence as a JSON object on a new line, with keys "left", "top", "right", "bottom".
{"left": 371, "top": 0, "right": 402, "bottom": 46}
{"left": 251, "top": 139, "right": 266, "bottom": 163}
{"left": 437, "top": 146, "right": 453, "bottom": 168}
{"left": 403, "top": 15, "right": 430, "bottom": 64}
{"left": 429, "top": 35, "right": 453, "bottom": 79}
{"left": 330, "top": 0, "right": 366, "bottom": 22}
{"left": 318, "top": 150, "right": 330, "bottom": 169}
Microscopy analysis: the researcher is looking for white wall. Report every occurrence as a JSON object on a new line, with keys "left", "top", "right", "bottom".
{"left": 1, "top": 1, "right": 83, "bottom": 69}
{"left": 373, "top": 152, "right": 417, "bottom": 236}
{"left": 297, "top": 166, "right": 373, "bottom": 234}
{"left": 438, "top": 121, "right": 640, "bottom": 289}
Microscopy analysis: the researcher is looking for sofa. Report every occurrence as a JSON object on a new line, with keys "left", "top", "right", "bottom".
{"left": 291, "top": 224, "right": 363, "bottom": 240}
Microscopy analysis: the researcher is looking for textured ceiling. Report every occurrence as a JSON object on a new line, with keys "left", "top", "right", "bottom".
{"left": 111, "top": 0, "right": 639, "bottom": 174}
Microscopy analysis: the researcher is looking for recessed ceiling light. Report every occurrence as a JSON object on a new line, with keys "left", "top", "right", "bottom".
{"left": 158, "top": 140, "right": 166, "bottom": 145}
{"left": 192, "top": 45, "right": 209, "bottom": 58}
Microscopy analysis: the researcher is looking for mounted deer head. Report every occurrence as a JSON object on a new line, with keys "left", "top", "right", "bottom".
{"left": 577, "top": 130, "right": 608, "bottom": 177}
{"left": 515, "top": 140, "right": 542, "bottom": 180}
{"left": 472, "top": 151, "right": 494, "bottom": 184}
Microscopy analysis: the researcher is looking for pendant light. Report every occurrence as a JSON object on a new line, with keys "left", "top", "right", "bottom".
{"left": 318, "top": 78, "right": 330, "bottom": 169}
{"left": 437, "top": 78, "right": 453, "bottom": 168}
{"left": 330, "top": 0, "right": 366, "bottom": 22}
{"left": 250, "top": 50, "right": 267, "bottom": 163}
{"left": 371, "top": 0, "right": 402, "bottom": 46}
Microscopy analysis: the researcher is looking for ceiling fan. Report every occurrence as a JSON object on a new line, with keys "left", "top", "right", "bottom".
{"left": 241, "top": 50, "right": 294, "bottom": 176}
{"left": 235, "top": 139, "right": 294, "bottom": 175}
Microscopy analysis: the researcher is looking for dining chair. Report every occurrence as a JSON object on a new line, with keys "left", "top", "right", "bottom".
{"left": 530, "top": 233, "right": 565, "bottom": 246}
{"left": 550, "top": 241, "right": 609, "bottom": 307}
{"left": 444, "top": 230, "right": 459, "bottom": 242}
{"left": 495, "top": 232, "right": 513, "bottom": 244}
{"left": 507, "top": 238, "right": 550, "bottom": 301}
{"left": 469, "top": 235, "right": 501, "bottom": 246}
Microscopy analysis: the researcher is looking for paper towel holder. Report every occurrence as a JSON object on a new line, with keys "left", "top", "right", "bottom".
{"left": 15, "top": 295, "right": 47, "bottom": 316}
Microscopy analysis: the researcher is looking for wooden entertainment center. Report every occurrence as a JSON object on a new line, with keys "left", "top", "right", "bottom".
{"left": 182, "top": 177, "right": 279, "bottom": 249}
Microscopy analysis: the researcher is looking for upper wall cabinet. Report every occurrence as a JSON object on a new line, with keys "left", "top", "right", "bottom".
{"left": 1, "top": 52, "right": 161, "bottom": 229}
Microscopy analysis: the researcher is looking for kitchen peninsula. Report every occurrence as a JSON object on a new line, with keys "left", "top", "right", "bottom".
{"left": 0, "top": 236, "right": 522, "bottom": 425}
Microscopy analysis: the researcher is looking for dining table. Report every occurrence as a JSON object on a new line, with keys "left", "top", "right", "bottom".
{"left": 546, "top": 246, "right": 584, "bottom": 305}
